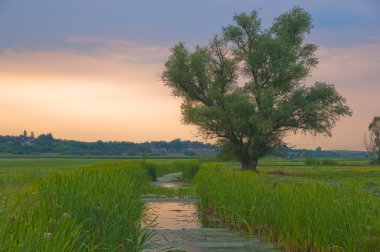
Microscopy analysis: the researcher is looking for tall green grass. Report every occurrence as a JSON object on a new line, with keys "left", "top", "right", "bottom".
{"left": 0, "top": 162, "right": 152, "bottom": 251}
{"left": 142, "top": 159, "right": 202, "bottom": 181}
{"left": 196, "top": 165, "right": 380, "bottom": 251}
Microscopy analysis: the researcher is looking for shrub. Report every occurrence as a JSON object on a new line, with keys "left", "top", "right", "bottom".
{"left": 321, "top": 158, "right": 338, "bottom": 166}
{"left": 304, "top": 157, "right": 320, "bottom": 166}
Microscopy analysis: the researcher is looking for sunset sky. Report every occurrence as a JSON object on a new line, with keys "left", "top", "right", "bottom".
{"left": 1, "top": 0, "right": 379, "bottom": 150}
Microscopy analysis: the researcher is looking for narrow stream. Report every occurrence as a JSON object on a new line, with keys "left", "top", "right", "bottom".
{"left": 142, "top": 172, "right": 279, "bottom": 252}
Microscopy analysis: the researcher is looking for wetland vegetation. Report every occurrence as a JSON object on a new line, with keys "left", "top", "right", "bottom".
{"left": 0, "top": 157, "right": 379, "bottom": 251}
{"left": 1, "top": 2, "right": 379, "bottom": 252}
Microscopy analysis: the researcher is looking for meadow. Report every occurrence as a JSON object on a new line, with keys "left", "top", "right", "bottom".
{"left": 0, "top": 158, "right": 202, "bottom": 251}
{"left": 196, "top": 158, "right": 380, "bottom": 251}
{"left": 0, "top": 157, "right": 379, "bottom": 251}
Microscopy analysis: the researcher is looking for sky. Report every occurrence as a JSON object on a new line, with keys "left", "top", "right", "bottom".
{"left": 0, "top": 0, "right": 379, "bottom": 150}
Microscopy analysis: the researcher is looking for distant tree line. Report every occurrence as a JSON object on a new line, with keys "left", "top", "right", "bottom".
{"left": 271, "top": 147, "right": 367, "bottom": 159}
{"left": 0, "top": 131, "right": 367, "bottom": 158}
{"left": 0, "top": 131, "right": 216, "bottom": 156}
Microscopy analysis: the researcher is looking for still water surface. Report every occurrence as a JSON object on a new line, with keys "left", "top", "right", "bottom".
{"left": 142, "top": 173, "right": 279, "bottom": 252}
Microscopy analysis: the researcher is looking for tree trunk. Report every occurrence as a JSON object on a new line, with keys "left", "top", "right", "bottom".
{"left": 241, "top": 158, "right": 258, "bottom": 171}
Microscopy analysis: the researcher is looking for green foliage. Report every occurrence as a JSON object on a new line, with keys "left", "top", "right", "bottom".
{"left": 142, "top": 162, "right": 158, "bottom": 181}
{"left": 305, "top": 158, "right": 338, "bottom": 166}
{"left": 321, "top": 158, "right": 338, "bottom": 166}
{"left": 1, "top": 158, "right": 380, "bottom": 251}
{"left": 142, "top": 152, "right": 149, "bottom": 161}
{"left": 0, "top": 162, "right": 152, "bottom": 251}
{"left": 144, "top": 160, "right": 203, "bottom": 181}
{"left": 305, "top": 157, "right": 320, "bottom": 166}
{"left": 180, "top": 161, "right": 201, "bottom": 181}
{"left": 216, "top": 145, "right": 238, "bottom": 161}
{"left": 368, "top": 116, "right": 380, "bottom": 164}
{"left": 0, "top": 158, "right": 102, "bottom": 194}
{"left": 369, "top": 117, "right": 380, "bottom": 135}
{"left": 162, "top": 6, "right": 352, "bottom": 170}
{"left": 195, "top": 165, "right": 380, "bottom": 251}
{"left": 0, "top": 134, "right": 216, "bottom": 157}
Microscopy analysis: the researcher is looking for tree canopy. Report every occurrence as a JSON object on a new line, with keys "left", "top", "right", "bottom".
{"left": 368, "top": 116, "right": 380, "bottom": 164}
{"left": 162, "top": 6, "right": 352, "bottom": 170}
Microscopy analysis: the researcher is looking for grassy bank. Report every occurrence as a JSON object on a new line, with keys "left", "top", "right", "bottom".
{"left": 0, "top": 159, "right": 203, "bottom": 251}
{"left": 0, "top": 162, "right": 151, "bottom": 251}
{"left": 195, "top": 164, "right": 380, "bottom": 251}
{"left": 0, "top": 158, "right": 203, "bottom": 193}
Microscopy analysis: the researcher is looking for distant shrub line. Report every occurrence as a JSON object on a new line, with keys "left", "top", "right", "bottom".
{"left": 304, "top": 158, "right": 338, "bottom": 166}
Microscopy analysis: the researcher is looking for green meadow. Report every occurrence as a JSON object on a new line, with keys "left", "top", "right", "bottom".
{"left": 196, "top": 159, "right": 380, "bottom": 251}
{"left": 0, "top": 158, "right": 202, "bottom": 251}
{"left": 0, "top": 157, "right": 380, "bottom": 251}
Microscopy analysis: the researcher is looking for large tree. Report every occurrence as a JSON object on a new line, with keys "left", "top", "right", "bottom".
{"left": 162, "top": 7, "right": 352, "bottom": 170}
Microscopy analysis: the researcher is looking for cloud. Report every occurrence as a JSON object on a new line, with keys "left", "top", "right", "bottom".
{"left": 67, "top": 35, "right": 170, "bottom": 64}
{"left": 0, "top": 40, "right": 198, "bottom": 142}
{"left": 285, "top": 43, "right": 380, "bottom": 150}
{"left": 0, "top": 38, "right": 169, "bottom": 84}
{"left": 312, "top": 43, "right": 380, "bottom": 91}
{"left": 1, "top": 40, "right": 379, "bottom": 149}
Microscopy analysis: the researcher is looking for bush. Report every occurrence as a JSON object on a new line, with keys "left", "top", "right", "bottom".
{"left": 143, "top": 162, "right": 157, "bottom": 181}
{"left": 304, "top": 157, "right": 320, "bottom": 166}
{"left": 321, "top": 158, "right": 338, "bottom": 166}
{"left": 172, "top": 160, "right": 201, "bottom": 181}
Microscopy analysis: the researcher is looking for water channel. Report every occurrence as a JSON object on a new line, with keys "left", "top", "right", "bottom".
{"left": 142, "top": 172, "right": 280, "bottom": 252}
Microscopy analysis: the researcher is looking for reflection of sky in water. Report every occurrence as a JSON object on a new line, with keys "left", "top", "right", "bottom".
{"left": 144, "top": 173, "right": 279, "bottom": 251}
{"left": 160, "top": 182, "right": 185, "bottom": 188}
{"left": 146, "top": 201, "right": 200, "bottom": 230}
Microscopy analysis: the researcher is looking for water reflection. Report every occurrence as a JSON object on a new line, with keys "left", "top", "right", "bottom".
{"left": 143, "top": 172, "right": 280, "bottom": 251}
{"left": 145, "top": 200, "right": 200, "bottom": 230}
{"left": 160, "top": 182, "right": 186, "bottom": 188}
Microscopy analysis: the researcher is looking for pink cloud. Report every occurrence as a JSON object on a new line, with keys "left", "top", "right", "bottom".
{"left": 66, "top": 35, "right": 169, "bottom": 63}
{"left": 285, "top": 44, "right": 380, "bottom": 150}
{"left": 0, "top": 42, "right": 379, "bottom": 149}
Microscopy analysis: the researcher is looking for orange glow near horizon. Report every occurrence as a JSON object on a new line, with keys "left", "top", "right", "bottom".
{"left": 0, "top": 47, "right": 198, "bottom": 142}
{"left": 1, "top": 43, "right": 380, "bottom": 150}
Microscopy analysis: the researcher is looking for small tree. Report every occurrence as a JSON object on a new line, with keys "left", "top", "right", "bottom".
{"left": 162, "top": 7, "right": 352, "bottom": 170}
{"left": 363, "top": 132, "right": 375, "bottom": 163}
{"left": 365, "top": 117, "right": 380, "bottom": 164}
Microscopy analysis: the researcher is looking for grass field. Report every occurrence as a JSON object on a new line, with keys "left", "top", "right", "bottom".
{"left": 0, "top": 158, "right": 102, "bottom": 194}
{"left": 196, "top": 159, "right": 380, "bottom": 251}
{"left": 0, "top": 157, "right": 379, "bottom": 251}
{"left": 0, "top": 160, "right": 155, "bottom": 251}
{"left": 0, "top": 158, "right": 203, "bottom": 251}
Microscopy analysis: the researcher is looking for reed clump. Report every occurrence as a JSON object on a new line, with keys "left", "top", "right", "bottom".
{"left": 0, "top": 162, "right": 151, "bottom": 251}
{"left": 142, "top": 159, "right": 202, "bottom": 181}
{"left": 195, "top": 165, "right": 380, "bottom": 251}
